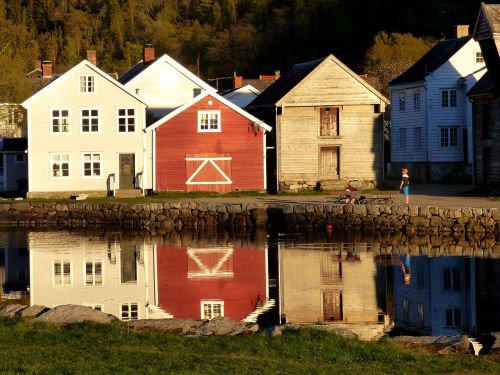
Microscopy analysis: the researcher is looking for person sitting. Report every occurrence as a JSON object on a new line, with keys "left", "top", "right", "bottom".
{"left": 344, "top": 183, "right": 358, "bottom": 205}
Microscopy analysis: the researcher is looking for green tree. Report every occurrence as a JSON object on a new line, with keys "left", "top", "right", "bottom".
{"left": 362, "top": 32, "right": 437, "bottom": 95}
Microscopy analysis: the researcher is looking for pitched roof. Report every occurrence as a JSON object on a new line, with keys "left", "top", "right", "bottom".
{"left": 248, "top": 57, "right": 324, "bottom": 107}
{"left": 0, "top": 138, "right": 27, "bottom": 152}
{"left": 476, "top": 3, "right": 500, "bottom": 36}
{"left": 118, "top": 53, "right": 216, "bottom": 92}
{"left": 22, "top": 60, "right": 147, "bottom": 107}
{"left": 467, "top": 71, "right": 494, "bottom": 97}
{"left": 248, "top": 54, "right": 388, "bottom": 107}
{"left": 147, "top": 91, "right": 271, "bottom": 132}
{"left": 389, "top": 36, "right": 472, "bottom": 86}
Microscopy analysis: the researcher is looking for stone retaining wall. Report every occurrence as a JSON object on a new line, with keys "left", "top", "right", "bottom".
{"left": 0, "top": 201, "right": 499, "bottom": 234}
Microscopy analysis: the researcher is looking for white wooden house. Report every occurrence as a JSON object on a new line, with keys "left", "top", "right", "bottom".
{"left": 118, "top": 45, "right": 216, "bottom": 123}
{"left": 248, "top": 54, "right": 388, "bottom": 193}
{"left": 389, "top": 26, "right": 486, "bottom": 182}
{"left": 22, "top": 60, "right": 149, "bottom": 198}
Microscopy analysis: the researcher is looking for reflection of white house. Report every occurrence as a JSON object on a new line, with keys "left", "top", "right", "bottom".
{"left": 393, "top": 256, "right": 476, "bottom": 336}
{"left": 389, "top": 26, "right": 486, "bottom": 182}
{"left": 28, "top": 232, "right": 170, "bottom": 320}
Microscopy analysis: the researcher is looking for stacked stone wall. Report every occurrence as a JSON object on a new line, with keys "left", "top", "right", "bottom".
{"left": 0, "top": 202, "right": 499, "bottom": 234}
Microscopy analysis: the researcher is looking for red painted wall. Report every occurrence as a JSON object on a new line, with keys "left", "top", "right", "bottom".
{"left": 156, "top": 245, "right": 267, "bottom": 320}
{"left": 154, "top": 94, "right": 265, "bottom": 191}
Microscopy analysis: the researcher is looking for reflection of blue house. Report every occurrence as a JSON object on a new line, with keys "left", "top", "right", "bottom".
{"left": 393, "top": 256, "right": 476, "bottom": 336}
{"left": 0, "top": 233, "right": 30, "bottom": 300}
{"left": 389, "top": 25, "right": 486, "bottom": 182}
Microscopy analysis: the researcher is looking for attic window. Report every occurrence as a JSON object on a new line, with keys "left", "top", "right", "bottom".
{"left": 198, "top": 110, "right": 221, "bottom": 132}
{"left": 475, "top": 51, "right": 484, "bottom": 64}
{"left": 79, "top": 75, "right": 95, "bottom": 93}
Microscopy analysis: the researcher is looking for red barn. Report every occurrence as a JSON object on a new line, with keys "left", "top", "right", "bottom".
{"left": 156, "top": 245, "right": 268, "bottom": 320}
{"left": 148, "top": 92, "right": 272, "bottom": 192}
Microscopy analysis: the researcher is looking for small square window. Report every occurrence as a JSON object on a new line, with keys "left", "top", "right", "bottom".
{"left": 82, "top": 153, "right": 101, "bottom": 177}
{"left": 50, "top": 153, "right": 70, "bottom": 178}
{"left": 51, "top": 109, "right": 70, "bottom": 133}
{"left": 475, "top": 51, "right": 484, "bottom": 64}
{"left": 15, "top": 154, "right": 25, "bottom": 164}
{"left": 201, "top": 300, "right": 224, "bottom": 320}
{"left": 117, "top": 108, "right": 135, "bottom": 132}
{"left": 80, "top": 75, "right": 95, "bottom": 93}
{"left": 121, "top": 303, "right": 139, "bottom": 321}
{"left": 81, "top": 109, "right": 99, "bottom": 133}
{"left": 198, "top": 111, "right": 221, "bottom": 132}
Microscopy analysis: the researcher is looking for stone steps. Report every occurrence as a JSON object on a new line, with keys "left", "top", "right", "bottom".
{"left": 114, "top": 189, "right": 143, "bottom": 198}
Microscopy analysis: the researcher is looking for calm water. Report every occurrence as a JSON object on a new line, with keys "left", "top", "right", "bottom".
{"left": 1, "top": 229, "right": 499, "bottom": 337}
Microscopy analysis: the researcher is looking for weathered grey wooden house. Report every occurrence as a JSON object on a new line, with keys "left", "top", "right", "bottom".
{"left": 468, "top": 3, "right": 500, "bottom": 191}
{"left": 247, "top": 54, "right": 389, "bottom": 193}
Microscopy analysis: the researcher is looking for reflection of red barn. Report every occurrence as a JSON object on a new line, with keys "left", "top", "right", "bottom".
{"left": 156, "top": 245, "right": 267, "bottom": 320}
{"left": 148, "top": 92, "right": 272, "bottom": 192}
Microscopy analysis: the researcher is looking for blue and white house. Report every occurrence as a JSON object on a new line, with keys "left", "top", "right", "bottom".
{"left": 389, "top": 26, "right": 486, "bottom": 181}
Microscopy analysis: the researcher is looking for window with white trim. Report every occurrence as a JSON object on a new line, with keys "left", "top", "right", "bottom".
{"left": 413, "top": 91, "right": 420, "bottom": 111}
{"left": 121, "top": 303, "right": 139, "bottom": 321}
{"left": 51, "top": 109, "right": 70, "bottom": 133}
{"left": 475, "top": 51, "right": 484, "bottom": 64}
{"left": 82, "top": 153, "right": 101, "bottom": 177}
{"left": 198, "top": 110, "right": 220, "bottom": 132}
{"left": 399, "top": 128, "right": 407, "bottom": 150}
{"left": 50, "top": 153, "right": 70, "bottom": 178}
{"left": 81, "top": 109, "right": 99, "bottom": 132}
{"left": 445, "top": 308, "right": 461, "bottom": 327}
{"left": 399, "top": 92, "right": 405, "bottom": 111}
{"left": 53, "top": 260, "right": 72, "bottom": 286}
{"left": 414, "top": 127, "right": 422, "bottom": 150}
{"left": 117, "top": 108, "right": 135, "bottom": 132}
{"left": 443, "top": 266, "right": 460, "bottom": 290}
{"left": 79, "top": 75, "right": 95, "bottom": 93}
{"left": 201, "top": 300, "right": 224, "bottom": 320}
{"left": 85, "top": 260, "right": 103, "bottom": 286}
{"left": 440, "top": 127, "right": 458, "bottom": 148}
{"left": 441, "top": 89, "right": 457, "bottom": 108}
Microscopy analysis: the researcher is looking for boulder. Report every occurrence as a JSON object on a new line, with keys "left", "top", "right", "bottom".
{"left": 198, "top": 316, "right": 259, "bottom": 336}
{"left": 32, "top": 304, "right": 117, "bottom": 324}
{"left": 18, "top": 305, "right": 49, "bottom": 318}
{"left": 129, "top": 319, "right": 203, "bottom": 335}
{"left": 0, "top": 304, "right": 27, "bottom": 317}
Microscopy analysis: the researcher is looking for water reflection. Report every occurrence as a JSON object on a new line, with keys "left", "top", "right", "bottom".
{"left": 1, "top": 230, "right": 500, "bottom": 337}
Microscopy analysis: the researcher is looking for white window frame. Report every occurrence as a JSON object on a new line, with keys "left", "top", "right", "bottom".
{"left": 399, "top": 128, "right": 407, "bottom": 150}
{"left": 14, "top": 154, "right": 26, "bottom": 164}
{"left": 81, "top": 152, "right": 102, "bottom": 178}
{"left": 50, "top": 153, "right": 71, "bottom": 178}
{"left": 117, "top": 108, "right": 136, "bottom": 133}
{"left": 121, "top": 302, "right": 139, "bottom": 321}
{"left": 80, "top": 108, "right": 100, "bottom": 133}
{"left": 52, "top": 259, "right": 72, "bottom": 286}
{"left": 413, "top": 91, "right": 420, "bottom": 111}
{"left": 84, "top": 259, "right": 104, "bottom": 286}
{"left": 440, "top": 127, "right": 458, "bottom": 148}
{"left": 79, "top": 74, "right": 95, "bottom": 93}
{"left": 50, "top": 108, "right": 71, "bottom": 134}
{"left": 399, "top": 92, "right": 405, "bottom": 112}
{"left": 441, "top": 89, "right": 457, "bottom": 108}
{"left": 414, "top": 127, "right": 422, "bottom": 150}
{"left": 200, "top": 300, "right": 224, "bottom": 320}
{"left": 198, "top": 110, "right": 221, "bottom": 132}
{"left": 475, "top": 51, "right": 484, "bottom": 64}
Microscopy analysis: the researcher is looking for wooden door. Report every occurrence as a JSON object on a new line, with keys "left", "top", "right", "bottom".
{"left": 322, "top": 290, "right": 343, "bottom": 321}
{"left": 119, "top": 154, "right": 135, "bottom": 189}
{"left": 320, "top": 147, "right": 339, "bottom": 178}
{"left": 185, "top": 153, "right": 232, "bottom": 192}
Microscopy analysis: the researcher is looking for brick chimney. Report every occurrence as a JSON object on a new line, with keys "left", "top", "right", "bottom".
{"left": 86, "top": 50, "right": 97, "bottom": 66}
{"left": 41, "top": 60, "right": 53, "bottom": 78}
{"left": 143, "top": 44, "right": 155, "bottom": 63}
{"left": 233, "top": 75, "right": 243, "bottom": 89}
{"left": 455, "top": 25, "right": 469, "bottom": 38}
{"left": 274, "top": 70, "right": 280, "bottom": 80}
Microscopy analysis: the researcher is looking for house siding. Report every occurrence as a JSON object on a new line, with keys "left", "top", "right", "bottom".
{"left": 390, "top": 86, "right": 428, "bottom": 162}
{"left": 154, "top": 95, "right": 265, "bottom": 191}
{"left": 25, "top": 63, "right": 148, "bottom": 194}
{"left": 123, "top": 59, "right": 208, "bottom": 119}
{"left": 278, "top": 105, "right": 382, "bottom": 183}
{"left": 3, "top": 153, "right": 27, "bottom": 191}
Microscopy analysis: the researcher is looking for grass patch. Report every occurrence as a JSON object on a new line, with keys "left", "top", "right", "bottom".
{"left": 0, "top": 319, "right": 498, "bottom": 374}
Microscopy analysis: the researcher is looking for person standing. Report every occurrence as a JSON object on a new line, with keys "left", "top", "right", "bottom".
{"left": 399, "top": 168, "right": 410, "bottom": 205}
